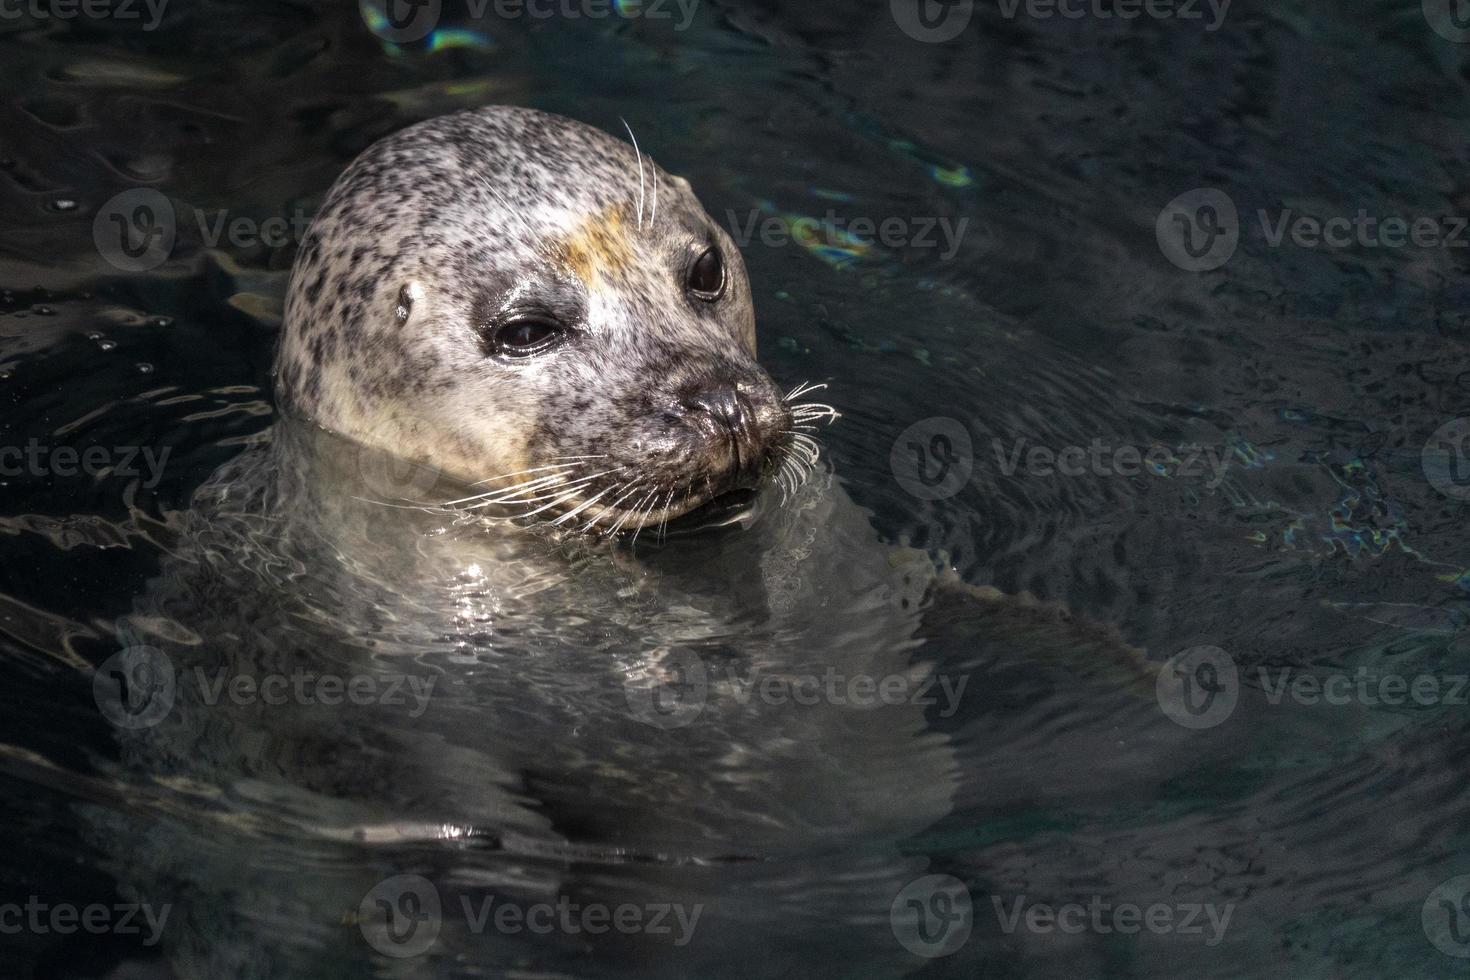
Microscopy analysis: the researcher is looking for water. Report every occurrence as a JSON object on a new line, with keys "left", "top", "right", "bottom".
{"left": 3, "top": 1, "right": 1470, "bottom": 977}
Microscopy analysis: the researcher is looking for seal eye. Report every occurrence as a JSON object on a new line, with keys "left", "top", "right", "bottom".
{"left": 494, "top": 318, "right": 564, "bottom": 357}
{"left": 687, "top": 247, "right": 726, "bottom": 301}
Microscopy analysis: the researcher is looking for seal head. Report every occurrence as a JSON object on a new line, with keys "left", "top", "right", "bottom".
{"left": 276, "top": 105, "right": 800, "bottom": 531}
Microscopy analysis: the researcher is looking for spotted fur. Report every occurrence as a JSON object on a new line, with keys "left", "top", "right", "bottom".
{"left": 276, "top": 105, "right": 792, "bottom": 527}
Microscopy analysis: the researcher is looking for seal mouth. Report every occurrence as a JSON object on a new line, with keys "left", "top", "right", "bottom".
{"left": 658, "top": 488, "right": 760, "bottom": 537}
{"left": 442, "top": 381, "right": 839, "bottom": 538}
{"left": 560, "top": 480, "right": 763, "bottom": 540}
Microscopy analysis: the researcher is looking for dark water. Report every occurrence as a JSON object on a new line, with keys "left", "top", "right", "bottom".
{"left": 4, "top": 0, "right": 1470, "bottom": 977}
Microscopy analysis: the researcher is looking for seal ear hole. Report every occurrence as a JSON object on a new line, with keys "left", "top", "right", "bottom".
{"left": 687, "top": 247, "right": 726, "bottom": 302}
{"left": 394, "top": 284, "right": 415, "bottom": 326}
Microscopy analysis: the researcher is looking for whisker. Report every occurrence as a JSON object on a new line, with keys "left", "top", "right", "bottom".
{"left": 649, "top": 157, "right": 658, "bottom": 230}
{"left": 551, "top": 486, "right": 617, "bottom": 526}
{"left": 586, "top": 482, "right": 645, "bottom": 536}
{"left": 629, "top": 490, "right": 661, "bottom": 549}
{"left": 604, "top": 488, "right": 647, "bottom": 539}
{"left": 790, "top": 402, "right": 840, "bottom": 423}
{"left": 784, "top": 381, "right": 828, "bottom": 402}
{"left": 656, "top": 487, "right": 677, "bottom": 544}
{"left": 445, "top": 472, "right": 573, "bottom": 507}
{"left": 349, "top": 496, "right": 447, "bottom": 513}
{"left": 509, "top": 468, "right": 622, "bottom": 518}
{"left": 470, "top": 457, "right": 604, "bottom": 488}
{"left": 620, "top": 117, "right": 646, "bottom": 232}
{"left": 462, "top": 479, "right": 600, "bottom": 510}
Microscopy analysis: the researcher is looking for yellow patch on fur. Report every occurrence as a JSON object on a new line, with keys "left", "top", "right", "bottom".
{"left": 548, "top": 205, "right": 635, "bottom": 284}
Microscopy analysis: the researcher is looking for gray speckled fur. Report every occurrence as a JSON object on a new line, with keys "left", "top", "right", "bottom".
{"left": 276, "top": 105, "right": 786, "bottom": 518}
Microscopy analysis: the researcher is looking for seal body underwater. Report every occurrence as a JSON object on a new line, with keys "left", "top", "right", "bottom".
{"left": 84, "top": 106, "right": 1158, "bottom": 979}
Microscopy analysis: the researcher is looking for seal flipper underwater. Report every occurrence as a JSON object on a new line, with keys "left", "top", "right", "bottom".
{"left": 79, "top": 105, "right": 1180, "bottom": 978}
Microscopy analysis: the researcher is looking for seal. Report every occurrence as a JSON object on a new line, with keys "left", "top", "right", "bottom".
{"left": 83, "top": 106, "right": 1157, "bottom": 980}
{"left": 275, "top": 104, "right": 835, "bottom": 535}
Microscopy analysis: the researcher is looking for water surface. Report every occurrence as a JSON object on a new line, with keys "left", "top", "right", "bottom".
{"left": 2, "top": 1, "right": 1470, "bottom": 977}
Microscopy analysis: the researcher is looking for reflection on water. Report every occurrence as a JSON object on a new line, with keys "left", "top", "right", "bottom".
{"left": 2, "top": 1, "right": 1470, "bottom": 977}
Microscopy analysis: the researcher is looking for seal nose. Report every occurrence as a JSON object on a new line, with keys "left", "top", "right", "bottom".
{"left": 681, "top": 381, "right": 763, "bottom": 483}
{"left": 683, "top": 383, "right": 748, "bottom": 430}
